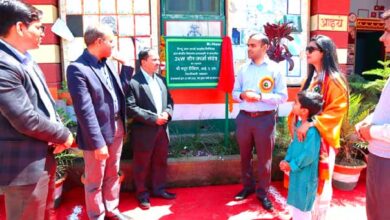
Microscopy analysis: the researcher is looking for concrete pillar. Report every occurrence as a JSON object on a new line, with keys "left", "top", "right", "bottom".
{"left": 310, "top": 0, "right": 350, "bottom": 73}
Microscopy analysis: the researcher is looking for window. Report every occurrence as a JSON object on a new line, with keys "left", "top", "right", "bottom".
{"left": 61, "top": 0, "right": 154, "bottom": 69}
{"left": 165, "top": 0, "right": 220, "bottom": 15}
{"left": 161, "top": 0, "right": 225, "bottom": 36}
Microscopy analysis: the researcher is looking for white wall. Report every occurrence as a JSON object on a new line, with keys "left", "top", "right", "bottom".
{"left": 350, "top": 0, "right": 390, "bottom": 17}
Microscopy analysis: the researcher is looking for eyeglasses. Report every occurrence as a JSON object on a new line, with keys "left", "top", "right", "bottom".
{"left": 306, "top": 46, "right": 322, "bottom": 53}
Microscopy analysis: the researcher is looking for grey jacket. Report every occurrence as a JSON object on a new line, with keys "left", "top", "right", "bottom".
{"left": 0, "top": 41, "right": 70, "bottom": 186}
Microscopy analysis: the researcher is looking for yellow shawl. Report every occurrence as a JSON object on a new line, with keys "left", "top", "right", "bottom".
{"left": 288, "top": 73, "right": 349, "bottom": 148}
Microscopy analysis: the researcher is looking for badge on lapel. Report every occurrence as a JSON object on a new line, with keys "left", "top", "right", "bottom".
{"left": 258, "top": 76, "right": 274, "bottom": 93}
{"left": 310, "top": 82, "right": 322, "bottom": 94}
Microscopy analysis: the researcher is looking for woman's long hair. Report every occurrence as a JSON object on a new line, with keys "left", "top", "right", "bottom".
{"left": 302, "top": 35, "right": 348, "bottom": 92}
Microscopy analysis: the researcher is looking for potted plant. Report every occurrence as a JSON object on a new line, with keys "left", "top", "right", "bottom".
{"left": 263, "top": 22, "right": 295, "bottom": 185}
{"left": 272, "top": 117, "right": 291, "bottom": 183}
{"left": 263, "top": 22, "right": 295, "bottom": 70}
{"left": 333, "top": 61, "right": 390, "bottom": 190}
{"left": 332, "top": 94, "right": 369, "bottom": 190}
{"left": 349, "top": 60, "right": 390, "bottom": 113}
{"left": 54, "top": 107, "right": 80, "bottom": 207}
{"left": 58, "top": 80, "right": 72, "bottom": 105}
{"left": 54, "top": 149, "right": 79, "bottom": 207}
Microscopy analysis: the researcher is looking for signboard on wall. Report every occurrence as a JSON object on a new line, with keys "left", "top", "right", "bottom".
{"left": 165, "top": 37, "right": 222, "bottom": 88}
{"left": 311, "top": 14, "right": 348, "bottom": 31}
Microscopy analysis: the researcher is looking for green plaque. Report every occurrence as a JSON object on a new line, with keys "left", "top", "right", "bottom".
{"left": 165, "top": 37, "right": 222, "bottom": 88}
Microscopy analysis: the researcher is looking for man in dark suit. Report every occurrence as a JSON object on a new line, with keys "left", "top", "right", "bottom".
{"left": 67, "top": 24, "right": 133, "bottom": 220}
{"left": 127, "top": 49, "right": 175, "bottom": 209}
{"left": 0, "top": 1, "right": 74, "bottom": 219}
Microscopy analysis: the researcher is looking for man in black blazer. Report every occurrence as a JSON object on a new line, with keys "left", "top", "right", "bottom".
{"left": 67, "top": 24, "right": 133, "bottom": 220}
{"left": 127, "top": 49, "right": 175, "bottom": 209}
{"left": 0, "top": 1, "right": 74, "bottom": 219}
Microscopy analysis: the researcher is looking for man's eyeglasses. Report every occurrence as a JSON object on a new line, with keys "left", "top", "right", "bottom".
{"left": 306, "top": 46, "right": 322, "bottom": 53}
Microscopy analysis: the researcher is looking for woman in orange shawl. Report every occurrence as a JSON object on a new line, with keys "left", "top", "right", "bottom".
{"left": 289, "top": 35, "right": 349, "bottom": 220}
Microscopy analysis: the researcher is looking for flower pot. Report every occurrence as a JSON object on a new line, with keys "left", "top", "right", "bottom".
{"left": 59, "top": 91, "right": 73, "bottom": 105}
{"left": 54, "top": 175, "right": 67, "bottom": 208}
{"left": 332, "top": 162, "right": 367, "bottom": 191}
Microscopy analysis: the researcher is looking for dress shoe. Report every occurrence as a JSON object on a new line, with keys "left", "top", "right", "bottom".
{"left": 152, "top": 191, "right": 176, "bottom": 200}
{"left": 105, "top": 212, "right": 133, "bottom": 220}
{"left": 138, "top": 197, "right": 151, "bottom": 210}
{"left": 234, "top": 188, "right": 255, "bottom": 200}
{"left": 258, "top": 196, "right": 274, "bottom": 211}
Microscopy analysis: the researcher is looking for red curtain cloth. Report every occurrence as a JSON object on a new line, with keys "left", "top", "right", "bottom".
{"left": 217, "top": 36, "right": 235, "bottom": 93}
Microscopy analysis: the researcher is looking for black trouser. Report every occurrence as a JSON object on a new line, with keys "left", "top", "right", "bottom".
{"left": 366, "top": 153, "right": 390, "bottom": 220}
{"left": 235, "top": 111, "right": 276, "bottom": 198}
{"left": 133, "top": 126, "right": 169, "bottom": 199}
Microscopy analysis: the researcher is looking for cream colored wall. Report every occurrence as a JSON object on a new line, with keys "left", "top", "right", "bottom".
{"left": 58, "top": 0, "right": 159, "bottom": 75}
{"left": 350, "top": 0, "right": 390, "bottom": 18}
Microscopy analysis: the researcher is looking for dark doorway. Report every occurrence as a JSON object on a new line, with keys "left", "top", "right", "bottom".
{"left": 355, "top": 31, "right": 385, "bottom": 79}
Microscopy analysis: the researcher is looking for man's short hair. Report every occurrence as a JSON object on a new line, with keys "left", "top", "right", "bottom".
{"left": 0, "top": 0, "right": 42, "bottom": 36}
{"left": 382, "top": 10, "right": 390, "bottom": 21}
{"left": 249, "top": 33, "right": 269, "bottom": 45}
{"left": 138, "top": 48, "right": 159, "bottom": 67}
{"left": 84, "top": 24, "right": 113, "bottom": 46}
{"left": 138, "top": 48, "right": 153, "bottom": 63}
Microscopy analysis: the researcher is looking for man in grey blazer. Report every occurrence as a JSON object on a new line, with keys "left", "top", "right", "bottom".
{"left": 0, "top": 1, "right": 74, "bottom": 219}
{"left": 127, "top": 49, "right": 175, "bottom": 209}
{"left": 67, "top": 24, "right": 133, "bottom": 220}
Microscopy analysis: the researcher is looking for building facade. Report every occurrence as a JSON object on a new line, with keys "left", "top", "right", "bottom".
{"left": 25, "top": 0, "right": 388, "bottom": 133}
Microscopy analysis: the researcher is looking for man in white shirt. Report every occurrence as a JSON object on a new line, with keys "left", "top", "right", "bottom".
{"left": 126, "top": 49, "right": 175, "bottom": 209}
{"left": 356, "top": 9, "right": 390, "bottom": 220}
{"left": 232, "top": 33, "right": 288, "bottom": 211}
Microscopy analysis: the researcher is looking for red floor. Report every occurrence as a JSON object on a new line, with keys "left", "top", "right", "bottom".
{"left": 0, "top": 181, "right": 366, "bottom": 220}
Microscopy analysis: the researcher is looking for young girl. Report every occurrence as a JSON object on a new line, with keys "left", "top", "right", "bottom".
{"left": 280, "top": 91, "right": 323, "bottom": 219}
